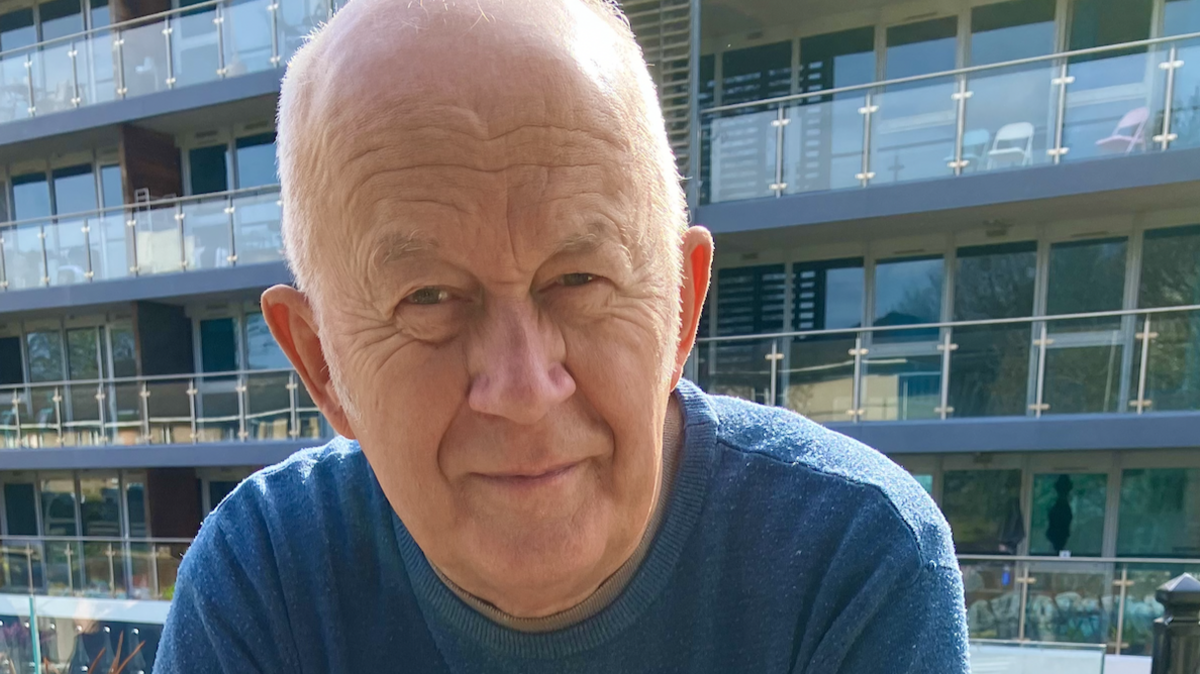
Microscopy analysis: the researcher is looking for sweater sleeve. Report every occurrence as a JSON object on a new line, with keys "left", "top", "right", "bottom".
{"left": 153, "top": 515, "right": 302, "bottom": 674}
{"left": 801, "top": 563, "right": 971, "bottom": 674}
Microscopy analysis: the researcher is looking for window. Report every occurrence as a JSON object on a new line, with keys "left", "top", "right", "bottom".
{"left": 873, "top": 255, "right": 943, "bottom": 339}
{"left": 208, "top": 480, "right": 238, "bottom": 512}
{"left": 189, "top": 145, "right": 231, "bottom": 195}
{"left": 108, "top": 321, "right": 137, "bottom": 378}
{"left": 785, "top": 260, "right": 864, "bottom": 422}
{"left": 235, "top": 133, "right": 278, "bottom": 188}
{"left": 3, "top": 483, "right": 38, "bottom": 536}
{"left": 51, "top": 165, "right": 97, "bottom": 215}
{"left": 1068, "top": 0, "right": 1154, "bottom": 54}
{"left": 942, "top": 469, "right": 1025, "bottom": 554}
{"left": 0, "top": 9, "right": 36, "bottom": 51}
{"left": 1164, "top": 0, "right": 1200, "bottom": 36}
{"left": 200, "top": 318, "right": 239, "bottom": 372}
{"left": 721, "top": 42, "right": 792, "bottom": 106}
{"left": 89, "top": 0, "right": 110, "bottom": 28}
{"left": 1140, "top": 225, "right": 1200, "bottom": 309}
{"left": 11, "top": 173, "right": 52, "bottom": 221}
{"left": 970, "top": 0, "right": 1057, "bottom": 65}
{"left": 715, "top": 265, "right": 786, "bottom": 336}
{"left": 954, "top": 242, "right": 1037, "bottom": 320}
{"left": 100, "top": 164, "right": 122, "bottom": 207}
{"left": 0, "top": 337, "right": 23, "bottom": 385}
{"left": 245, "top": 312, "right": 288, "bottom": 370}
{"left": 799, "top": 27, "right": 875, "bottom": 94}
{"left": 126, "top": 474, "right": 147, "bottom": 537}
{"left": 26, "top": 330, "right": 64, "bottom": 383}
{"left": 1118, "top": 468, "right": 1200, "bottom": 557}
{"left": 1136, "top": 226, "right": 1200, "bottom": 412}
{"left": 792, "top": 259, "right": 864, "bottom": 332}
{"left": 886, "top": 17, "right": 958, "bottom": 79}
{"left": 78, "top": 475, "right": 121, "bottom": 537}
{"left": 40, "top": 476, "right": 78, "bottom": 537}
{"left": 39, "top": 0, "right": 84, "bottom": 41}
{"left": 66, "top": 328, "right": 101, "bottom": 380}
{"left": 1029, "top": 473, "right": 1107, "bottom": 556}
{"left": 1047, "top": 238, "right": 1127, "bottom": 316}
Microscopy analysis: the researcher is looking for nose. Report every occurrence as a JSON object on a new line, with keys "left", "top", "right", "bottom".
{"left": 467, "top": 299, "right": 576, "bottom": 424}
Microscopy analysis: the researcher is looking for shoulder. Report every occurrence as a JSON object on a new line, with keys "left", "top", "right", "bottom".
{"left": 702, "top": 391, "right": 955, "bottom": 571}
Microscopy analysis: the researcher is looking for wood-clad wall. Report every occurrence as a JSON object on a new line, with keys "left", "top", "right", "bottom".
{"left": 119, "top": 124, "right": 183, "bottom": 204}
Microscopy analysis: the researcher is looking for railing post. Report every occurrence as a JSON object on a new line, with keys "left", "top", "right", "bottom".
{"left": 24, "top": 55, "right": 35, "bottom": 117}
{"left": 68, "top": 41, "right": 82, "bottom": 107}
{"left": 848, "top": 335, "right": 867, "bottom": 421}
{"left": 1016, "top": 562, "right": 1034, "bottom": 641}
{"left": 269, "top": 1, "right": 281, "bottom": 68}
{"left": 163, "top": 18, "right": 176, "bottom": 88}
{"left": 225, "top": 197, "right": 238, "bottom": 266}
{"left": 24, "top": 545, "right": 33, "bottom": 594}
{"left": 176, "top": 203, "right": 187, "bottom": 271}
{"left": 1030, "top": 322, "right": 1052, "bottom": 417}
{"left": 1132, "top": 314, "right": 1156, "bottom": 414}
{"left": 287, "top": 372, "right": 300, "bottom": 439}
{"left": 127, "top": 208, "right": 140, "bottom": 276}
{"left": 95, "top": 383, "right": 107, "bottom": 445}
{"left": 63, "top": 545, "right": 74, "bottom": 594}
{"left": 149, "top": 545, "right": 161, "bottom": 599}
{"left": 187, "top": 377, "right": 198, "bottom": 443}
{"left": 0, "top": 234, "right": 9, "bottom": 291}
{"left": 237, "top": 374, "right": 248, "bottom": 440}
{"left": 115, "top": 29, "right": 128, "bottom": 99}
{"left": 51, "top": 388, "right": 63, "bottom": 448}
{"left": 1151, "top": 573, "right": 1200, "bottom": 674}
{"left": 139, "top": 381, "right": 151, "bottom": 443}
{"left": 1115, "top": 564, "right": 1135, "bottom": 655}
{"left": 37, "top": 225, "right": 49, "bottom": 286}
{"left": 856, "top": 91, "right": 877, "bottom": 186}
{"left": 765, "top": 340, "right": 782, "bottom": 406}
{"left": 948, "top": 74, "right": 972, "bottom": 175}
{"left": 769, "top": 107, "right": 788, "bottom": 196}
{"left": 214, "top": 4, "right": 227, "bottom": 77}
{"left": 1154, "top": 45, "right": 1183, "bottom": 150}
{"left": 935, "top": 329, "right": 957, "bottom": 419}
{"left": 81, "top": 219, "right": 94, "bottom": 281}
{"left": 1049, "top": 59, "right": 1073, "bottom": 163}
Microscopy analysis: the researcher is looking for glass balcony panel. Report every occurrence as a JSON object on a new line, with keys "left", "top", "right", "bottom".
{"left": 88, "top": 212, "right": 131, "bottom": 281}
{"left": 76, "top": 31, "right": 118, "bottom": 106}
{"left": 182, "top": 197, "right": 233, "bottom": 271}
{"left": 960, "top": 561, "right": 1021, "bottom": 639}
{"left": 0, "top": 390, "right": 21, "bottom": 449}
{"left": 1043, "top": 317, "right": 1126, "bottom": 415}
{"left": 943, "top": 469, "right": 1024, "bottom": 554}
{"left": 21, "top": 386, "right": 60, "bottom": 449}
{"left": 62, "top": 383, "right": 104, "bottom": 447}
{"left": 860, "top": 350, "right": 941, "bottom": 421}
{"left": 694, "top": 338, "right": 779, "bottom": 406}
{"left": 43, "top": 540, "right": 83, "bottom": 595}
{"left": 782, "top": 335, "right": 857, "bottom": 422}
{"left": 145, "top": 379, "right": 192, "bottom": 444}
{"left": 969, "top": 640, "right": 1106, "bottom": 671}
{"left": 706, "top": 108, "right": 780, "bottom": 203}
{"left": 30, "top": 40, "right": 76, "bottom": 116}
{"left": 0, "top": 52, "right": 32, "bottom": 122}
{"left": 1166, "top": 38, "right": 1200, "bottom": 150}
{"left": 231, "top": 191, "right": 282, "bottom": 264}
{"left": 80, "top": 541, "right": 121, "bottom": 597}
{"left": 245, "top": 371, "right": 290, "bottom": 440}
{"left": 170, "top": 7, "right": 221, "bottom": 88}
{"left": 195, "top": 375, "right": 240, "bottom": 442}
{"left": 44, "top": 217, "right": 90, "bottom": 286}
{"left": 1022, "top": 563, "right": 1113, "bottom": 645}
{"left": 1118, "top": 563, "right": 1200, "bottom": 655}
{"left": 869, "top": 77, "right": 958, "bottom": 185}
{"left": 224, "top": 0, "right": 274, "bottom": 75}
{"left": 781, "top": 95, "right": 866, "bottom": 194}
{"left": 126, "top": 541, "right": 157, "bottom": 599}
{"left": 1029, "top": 473, "right": 1108, "bottom": 558}
{"left": 948, "top": 324, "right": 1033, "bottom": 418}
{"left": 120, "top": 18, "right": 171, "bottom": 98}
{"left": 1131, "top": 311, "right": 1200, "bottom": 412}
{"left": 0, "top": 540, "right": 42, "bottom": 595}
{"left": 133, "top": 204, "right": 183, "bottom": 275}
{"left": 105, "top": 382, "right": 142, "bottom": 445}
{"left": 2, "top": 223, "right": 47, "bottom": 290}
{"left": 33, "top": 593, "right": 161, "bottom": 672}
{"left": 278, "top": 0, "right": 329, "bottom": 62}
{"left": 155, "top": 542, "right": 187, "bottom": 600}
{"left": 1062, "top": 50, "right": 1162, "bottom": 162}
{"left": 962, "top": 63, "right": 1057, "bottom": 173}
{"left": 295, "top": 381, "right": 322, "bottom": 439}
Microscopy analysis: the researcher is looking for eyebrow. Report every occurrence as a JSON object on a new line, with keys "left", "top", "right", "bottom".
{"left": 369, "top": 230, "right": 439, "bottom": 272}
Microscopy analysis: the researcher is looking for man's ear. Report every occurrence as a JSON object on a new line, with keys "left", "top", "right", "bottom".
{"left": 671, "top": 226, "right": 714, "bottom": 389}
{"left": 260, "top": 285, "right": 357, "bottom": 439}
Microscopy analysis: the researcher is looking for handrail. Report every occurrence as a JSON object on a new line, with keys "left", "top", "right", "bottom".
{"left": 0, "top": 184, "right": 281, "bottom": 233}
{"left": 0, "top": 0, "right": 242, "bottom": 61}
{"left": 702, "top": 28, "right": 1200, "bottom": 115}
{"left": 0, "top": 536, "right": 193, "bottom": 544}
{"left": 959, "top": 554, "right": 1200, "bottom": 564}
{"left": 695, "top": 303, "right": 1200, "bottom": 343}
{"left": 0, "top": 367, "right": 298, "bottom": 392}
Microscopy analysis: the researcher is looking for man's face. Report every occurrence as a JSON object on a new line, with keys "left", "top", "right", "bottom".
{"left": 287, "top": 9, "right": 686, "bottom": 616}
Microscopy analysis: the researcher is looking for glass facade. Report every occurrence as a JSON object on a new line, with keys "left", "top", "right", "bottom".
{"left": 942, "top": 469, "right": 1024, "bottom": 554}
{"left": 1118, "top": 468, "right": 1200, "bottom": 557}
{"left": 1029, "top": 473, "right": 1107, "bottom": 557}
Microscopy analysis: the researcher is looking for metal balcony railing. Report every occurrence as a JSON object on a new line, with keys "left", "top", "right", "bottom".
{"left": 0, "top": 185, "right": 282, "bottom": 292}
{"left": 700, "top": 30, "right": 1200, "bottom": 204}
{"left": 685, "top": 304, "right": 1200, "bottom": 421}
{"left": 0, "top": 367, "right": 328, "bottom": 449}
{"left": 0, "top": 535, "right": 191, "bottom": 602}
{"left": 0, "top": 0, "right": 335, "bottom": 124}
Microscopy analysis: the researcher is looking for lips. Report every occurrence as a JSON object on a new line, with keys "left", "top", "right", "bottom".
{"left": 474, "top": 461, "right": 582, "bottom": 488}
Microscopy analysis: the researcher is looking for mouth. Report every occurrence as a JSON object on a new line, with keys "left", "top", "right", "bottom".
{"left": 474, "top": 461, "right": 583, "bottom": 489}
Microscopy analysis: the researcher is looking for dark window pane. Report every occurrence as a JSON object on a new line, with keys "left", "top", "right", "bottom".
{"left": 886, "top": 17, "right": 958, "bottom": 79}
{"left": 126, "top": 477, "right": 147, "bottom": 537}
{"left": 0, "top": 337, "right": 23, "bottom": 385}
{"left": 208, "top": 480, "right": 238, "bottom": 511}
{"left": 948, "top": 324, "right": 1032, "bottom": 417}
{"left": 11, "top": 173, "right": 52, "bottom": 221}
{"left": 100, "top": 164, "right": 123, "bottom": 208}
{"left": 971, "top": 0, "right": 1057, "bottom": 64}
{"left": 39, "top": 0, "right": 84, "bottom": 41}
{"left": 108, "top": 322, "right": 137, "bottom": 378}
{"left": 189, "top": 145, "right": 230, "bottom": 195}
{"left": 955, "top": 242, "right": 1037, "bottom": 320}
{"left": 721, "top": 41, "right": 792, "bottom": 106}
{"left": 874, "top": 255, "right": 943, "bottom": 340}
{"left": 1030, "top": 473, "right": 1107, "bottom": 556}
{"left": 200, "top": 318, "right": 238, "bottom": 372}
{"left": 715, "top": 265, "right": 786, "bottom": 336}
{"left": 942, "top": 469, "right": 1025, "bottom": 554}
{"left": 792, "top": 258, "right": 864, "bottom": 331}
{"left": 1046, "top": 238, "right": 1127, "bottom": 315}
{"left": 1139, "top": 225, "right": 1200, "bottom": 308}
{"left": 1118, "top": 468, "right": 1200, "bottom": 557}
{"left": 66, "top": 328, "right": 100, "bottom": 381}
{"left": 799, "top": 27, "right": 875, "bottom": 93}
{"left": 78, "top": 476, "right": 120, "bottom": 537}
{"left": 3, "top": 483, "right": 38, "bottom": 536}
{"left": 89, "top": 0, "right": 110, "bottom": 28}
{"left": 1068, "top": 0, "right": 1153, "bottom": 52}
{"left": 41, "top": 477, "right": 78, "bottom": 537}
{"left": 245, "top": 312, "right": 288, "bottom": 370}
{"left": 235, "top": 132, "right": 278, "bottom": 188}
{"left": 26, "top": 331, "right": 64, "bottom": 383}
{"left": 0, "top": 8, "right": 36, "bottom": 51}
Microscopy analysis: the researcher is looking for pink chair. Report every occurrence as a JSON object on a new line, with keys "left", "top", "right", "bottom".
{"left": 1095, "top": 106, "right": 1150, "bottom": 154}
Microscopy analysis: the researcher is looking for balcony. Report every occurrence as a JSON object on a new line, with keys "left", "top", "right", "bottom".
{"left": 0, "top": 186, "right": 282, "bottom": 293}
{"left": 700, "top": 31, "right": 1200, "bottom": 206}
{"left": 0, "top": 368, "right": 328, "bottom": 449}
{"left": 0, "top": 0, "right": 332, "bottom": 127}
{"left": 686, "top": 304, "right": 1200, "bottom": 423}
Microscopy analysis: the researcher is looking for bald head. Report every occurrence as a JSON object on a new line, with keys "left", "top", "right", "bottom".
{"left": 277, "top": 0, "right": 685, "bottom": 302}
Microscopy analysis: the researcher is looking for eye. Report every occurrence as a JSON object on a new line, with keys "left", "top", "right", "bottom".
{"left": 405, "top": 287, "right": 450, "bottom": 305}
{"left": 560, "top": 273, "right": 596, "bottom": 287}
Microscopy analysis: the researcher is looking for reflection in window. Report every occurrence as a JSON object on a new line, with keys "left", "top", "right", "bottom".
{"left": 873, "top": 255, "right": 943, "bottom": 340}
{"left": 721, "top": 42, "right": 792, "bottom": 106}
{"left": 1068, "top": 0, "right": 1153, "bottom": 53}
{"left": 39, "top": 0, "right": 84, "bottom": 41}
{"left": 0, "top": 9, "right": 36, "bottom": 51}
{"left": 1136, "top": 226, "right": 1200, "bottom": 411}
{"left": 41, "top": 477, "right": 78, "bottom": 536}
{"left": 245, "top": 312, "right": 289, "bottom": 370}
{"left": 800, "top": 27, "right": 875, "bottom": 92}
{"left": 67, "top": 328, "right": 101, "bottom": 380}
{"left": 100, "top": 164, "right": 123, "bottom": 207}
{"left": 1140, "top": 225, "right": 1200, "bottom": 309}
{"left": 200, "top": 318, "right": 239, "bottom": 372}
{"left": 79, "top": 476, "right": 121, "bottom": 537}
{"left": 235, "top": 133, "right": 278, "bottom": 188}
{"left": 52, "top": 165, "right": 98, "bottom": 215}
{"left": 11, "top": 174, "right": 52, "bottom": 221}
{"left": 1047, "top": 238, "right": 1127, "bottom": 315}
{"left": 792, "top": 259, "right": 864, "bottom": 331}
{"left": 1164, "top": 0, "right": 1200, "bottom": 36}
{"left": 970, "top": 0, "right": 1057, "bottom": 65}
{"left": 942, "top": 469, "right": 1025, "bottom": 554}
{"left": 786, "top": 260, "right": 863, "bottom": 421}
{"left": 955, "top": 242, "right": 1037, "bottom": 320}
{"left": 26, "top": 331, "right": 64, "bottom": 382}
{"left": 1029, "top": 473, "right": 1107, "bottom": 556}
{"left": 886, "top": 17, "right": 958, "bottom": 79}
{"left": 698, "top": 266, "right": 786, "bottom": 405}
{"left": 1118, "top": 468, "right": 1200, "bottom": 557}
{"left": 109, "top": 321, "right": 137, "bottom": 378}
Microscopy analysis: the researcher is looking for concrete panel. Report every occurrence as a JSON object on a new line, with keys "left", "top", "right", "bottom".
{"left": 0, "top": 439, "right": 317, "bottom": 470}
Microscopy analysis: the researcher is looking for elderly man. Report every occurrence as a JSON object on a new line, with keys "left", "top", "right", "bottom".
{"left": 155, "top": 0, "right": 969, "bottom": 671}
